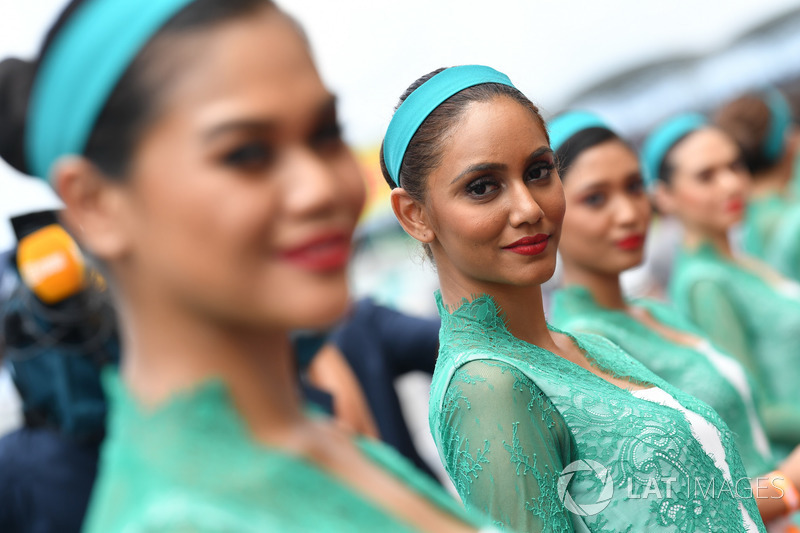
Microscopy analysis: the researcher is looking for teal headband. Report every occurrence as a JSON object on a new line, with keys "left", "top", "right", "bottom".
{"left": 548, "top": 110, "right": 610, "bottom": 152}
{"left": 383, "top": 65, "right": 515, "bottom": 186}
{"left": 763, "top": 88, "right": 793, "bottom": 163}
{"left": 26, "top": 0, "right": 197, "bottom": 181}
{"left": 641, "top": 113, "right": 708, "bottom": 186}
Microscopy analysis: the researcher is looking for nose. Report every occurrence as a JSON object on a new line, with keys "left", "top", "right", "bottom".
{"left": 720, "top": 166, "right": 747, "bottom": 195}
{"left": 507, "top": 181, "right": 544, "bottom": 228}
{"left": 614, "top": 195, "right": 640, "bottom": 227}
{"left": 283, "top": 147, "right": 338, "bottom": 218}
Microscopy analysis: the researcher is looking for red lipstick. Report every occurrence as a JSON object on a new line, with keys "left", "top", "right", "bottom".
{"left": 726, "top": 198, "right": 745, "bottom": 213}
{"left": 616, "top": 234, "right": 645, "bottom": 251}
{"left": 279, "top": 232, "right": 351, "bottom": 272}
{"left": 503, "top": 234, "right": 550, "bottom": 256}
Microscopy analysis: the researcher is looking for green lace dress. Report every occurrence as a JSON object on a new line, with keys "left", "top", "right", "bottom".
{"left": 669, "top": 243, "right": 800, "bottom": 455}
{"left": 83, "top": 372, "right": 496, "bottom": 533}
{"left": 742, "top": 193, "right": 800, "bottom": 282}
{"left": 430, "top": 292, "right": 765, "bottom": 533}
{"left": 549, "top": 285, "right": 774, "bottom": 478}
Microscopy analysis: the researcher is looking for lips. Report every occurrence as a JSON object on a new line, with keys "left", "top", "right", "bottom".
{"left": 503, "top": 234, "right": 550, "bottom": 256}
{"left": 616, "top": 234, "right": 645, "bottom": 251}
{"left": 279, "top": 232, "right": 351, "bottom": 272}
{"left": 726, "top": 198, "right": 745, "bottom": 213}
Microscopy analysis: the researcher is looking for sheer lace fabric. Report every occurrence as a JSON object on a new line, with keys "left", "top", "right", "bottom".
{"left": 83, "top": 372, "right": 493, "bottom": 533}
{"left": 430, "top": 292, "right": 765, "bottom": 532}
{"left": 549, "top": 286, "right": 774, "bottom": 478}
{"left": 669, "top": 243, "right": 800, "bottom": 455}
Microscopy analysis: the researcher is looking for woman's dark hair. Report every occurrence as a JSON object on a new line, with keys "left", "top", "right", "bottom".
{"left": 714, "top": 94, "right": 777, "bottom": 176}
{"left": 0, "top": 0, "right": 276, "bottom": 178}
{"left": 657, "top": 130, "right": 700, "bottom": 185}
{"left": 554, "top": 126, "right": 623, "bottom": 179}
{"left": 379, "top": 67, "right": 548, "bottom": 200}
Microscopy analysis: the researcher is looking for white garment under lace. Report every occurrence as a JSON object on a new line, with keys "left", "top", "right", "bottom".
{"left": 632, "top": 386, "right": 760, "bottom": 533}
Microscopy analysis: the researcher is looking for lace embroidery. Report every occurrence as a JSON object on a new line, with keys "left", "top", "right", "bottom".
{"left": 431, "top": 291, "right": 765, "bottom": 533}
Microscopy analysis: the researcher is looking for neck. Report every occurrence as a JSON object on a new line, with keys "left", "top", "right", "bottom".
{"left": 682, "top": 226, "right": 733, "bottom": 259}
{"left": 438, "top": 268, "right": 559, "bottom": 353}
{"left": 114, "top": 279, "right": 303, "bottom": 443}
{"left": 562, "top": 261, "right": 627, "bottom": 310}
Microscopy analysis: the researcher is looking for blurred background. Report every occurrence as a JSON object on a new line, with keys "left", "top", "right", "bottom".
{"left": 2, "top": 0, "right": 800, "bottom": 481}
{"left": 3, "top": 0, "right": 800, "bottom": 307}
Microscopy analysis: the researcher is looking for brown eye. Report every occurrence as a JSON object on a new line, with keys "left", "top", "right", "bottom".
{"left": 583, "top": 192, "right": 606, "bottom": 207}
{"left": 627, "top": 177, "right": 645, "bottom": 195}
{"left": 310, "top": 121, "right": 344, "bottom": 153}
{"left": 466, "top": 177, "right": 500, "bottom": 198}
{"left": 223, "top": 142, "right": 275, "bottom": 172}
{"left": 525, "top": 162, "right": 554, "bottom": 182}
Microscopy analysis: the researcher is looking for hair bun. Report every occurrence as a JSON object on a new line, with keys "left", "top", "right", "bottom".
{"left": 0, "top": 58, "right": 36, "bottom": 175}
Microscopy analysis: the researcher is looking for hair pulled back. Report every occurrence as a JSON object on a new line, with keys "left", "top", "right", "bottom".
{"left": 554, "top": 126, "right": 624, "bottom": 180}
{"left": 714, "top": 93, "right": 782, "bottom": 175}
{"left": 379, "top": 67, "right": 548, "bottom": 203}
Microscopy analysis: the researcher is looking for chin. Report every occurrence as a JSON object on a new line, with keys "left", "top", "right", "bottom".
{"left": 511, "top": 261, "right": 558, "bottom": 286}
{"left": 280, "top": 283, "right": 350, "bottom": 331}
{"left": 617, "top": 255, "right": 644, "bottom": 273}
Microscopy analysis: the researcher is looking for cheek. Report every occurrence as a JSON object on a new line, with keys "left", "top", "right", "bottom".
{"left": 538, "top": 181, "right": 566, "bottom": 247}
{"left": 561, "top": 205, "right": 609, "bottom": 257}
{"left": 429, "top": 195, "right": 506, "bottom": 247}
{"left": 338, "top": 154, "right": 367, "bottom": 218}
{"left": 674, "top": 182, "right": 715, "bottom": 216}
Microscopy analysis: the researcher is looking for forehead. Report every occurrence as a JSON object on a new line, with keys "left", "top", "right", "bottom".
{"left": 564, "top": 140, "right": 639, "bottom": 189}
{"left": 442, "top": 97, "right": 547, "bottom": 161}
{"left": 156, "top": 10, "right": 326, "bottom": 129}
{"left": 671, "top": 128, "right": 739, "bottom": 172}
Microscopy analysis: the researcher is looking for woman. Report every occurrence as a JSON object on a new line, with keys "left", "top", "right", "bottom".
{"left": 643, "top": 113, "right": 800, "bottom": 458}
{"left": 0, "top": 1, "right": 493, "bottom": 531}
{"left": 714, "top": 90, "right": 800, "bottom": 281}
{"left": 382, "top": 65, "right": 765, "bottom": 532}
{"left": 548, "top": 111, "right": 800, "bottom": 527}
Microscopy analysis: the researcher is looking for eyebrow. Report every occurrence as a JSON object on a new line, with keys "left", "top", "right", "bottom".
{"left": 450, "top": 146, "right": 553, "bottom": 185}
{"left": 574, "top": 171, "right": 642, "bottom": 193}
{"left": 202, "top": 94, "right": 339, "bottom": 142}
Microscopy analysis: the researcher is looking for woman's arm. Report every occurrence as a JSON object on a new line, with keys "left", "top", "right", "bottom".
{"left": 308, "top": 344, "right": 380, "bottom": 439}
{"left": 436, "top": 359, "right": 576, "bottom": 532}
{"left": 687, "top": 280, "right": 758, "bottom": 382}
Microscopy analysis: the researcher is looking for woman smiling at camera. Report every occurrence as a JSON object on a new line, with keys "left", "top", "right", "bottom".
{"left": 381, "top": 67, "right": 765, "bottom": 532}
{"left": 0, "top": 1, "right": 498, "bottom": 531}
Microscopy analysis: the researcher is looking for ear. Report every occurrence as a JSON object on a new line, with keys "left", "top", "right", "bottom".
{"left": 652, "top": 181, "right": 677, "bottom": 216}
{"left": 390, "top": 188, "right": 434, "bottom": 244}
{"left": 53, "top": 157, "right": 132, "bottom": 262}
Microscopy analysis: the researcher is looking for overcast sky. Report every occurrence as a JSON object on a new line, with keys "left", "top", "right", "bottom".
{"left": 2, "top": 0, "right": 799, "bottom": 250}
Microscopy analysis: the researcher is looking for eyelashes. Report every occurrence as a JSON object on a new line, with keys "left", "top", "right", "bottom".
{"left": 222, "top": 142, "right": 275, "bottom": 172}
{"left": 464, "top": 162, "right": 555, "bottom": 198}
{"left": 219, "top": 121, "right": 345, "bottom": 174}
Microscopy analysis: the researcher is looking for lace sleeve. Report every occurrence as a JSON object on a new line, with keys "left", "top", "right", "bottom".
{"left": 687, "top": 280, "right": 758, "bottom": 381}
{"left": 436, "top": 359, "right": 576, "bottom": 532}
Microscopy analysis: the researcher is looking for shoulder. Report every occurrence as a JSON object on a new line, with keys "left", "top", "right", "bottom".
{"left": 443, "top": 359, "right": 566, "bottom": 431}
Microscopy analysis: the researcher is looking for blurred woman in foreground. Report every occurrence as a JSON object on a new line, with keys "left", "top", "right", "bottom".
{"left": 0, "top": 1, "right": 491, "bottom": 531}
